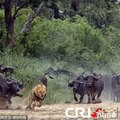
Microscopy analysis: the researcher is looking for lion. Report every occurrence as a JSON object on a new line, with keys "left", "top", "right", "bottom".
{"left": 26, "top": 84, "right": 46, "bottom": 110}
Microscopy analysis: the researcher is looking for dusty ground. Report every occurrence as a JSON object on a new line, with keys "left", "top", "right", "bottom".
{"left": 0, "top": 100, "right": 120, "bottom": 120}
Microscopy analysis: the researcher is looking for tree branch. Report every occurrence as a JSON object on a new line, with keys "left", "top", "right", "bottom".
{"left": 104, "top": 0, "right": 111, "bottom": 7}
{"left": 21, "top": 1, "right": 44, "bottom": 33}
{"left": 13, "top": 1, "right": 28, "bottom": 20}
{"left": 15, "top": 0, "right": 17, "bottom": 13}
{"left": 15, "top": 13, "right": 23, "bottom": 19}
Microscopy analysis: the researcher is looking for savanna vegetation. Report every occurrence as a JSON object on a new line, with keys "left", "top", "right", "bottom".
{"left": 0, "top": 0, "right": 120, "bottom": 103}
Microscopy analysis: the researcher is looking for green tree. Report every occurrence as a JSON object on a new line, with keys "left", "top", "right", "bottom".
{"left": 0, "top": 0, "right": 61, "bottom": 46}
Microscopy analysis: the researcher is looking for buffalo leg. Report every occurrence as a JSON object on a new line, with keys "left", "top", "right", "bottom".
{"left": 117, "top": 92, "right": 118, "bottom": 103}
{"left": 92, "top": 91, "right": 98, "bottom": 101}
{"left": 117, "top": 92, "right": 120, "bottom": 102}
{"left": 87, "top": 92, "right": 91, "bottom": 104}
{"left": 110, "top": 89, "right": 114, "bottom": 101}
{"left": 15, "top": 93, "right": 23, "bottom": 97}
{"left": 92, "top": 93, "right": 97, "bottom": 101}
{"left": 113, "top": 93, "right": 115, "bottom": 102}
{"left": 79, "top": 94, "right": 84, "bottom": 103}
{"left": 86, "top": 89, "right": 91, "bottom": 104}
{"left": 1, "top": 88, "right": 12, "bottom": 104}
{"left": 73, "top": 89, "right": 78, "bottom": 102}
{"left": 87, "top": 90, "right": 92, "bottom": 104}
{"left": 96, "top": 92, "right": 102, "bottom": 103}
{"left": 74, "top": 94, "right": 78, "bottom": 102}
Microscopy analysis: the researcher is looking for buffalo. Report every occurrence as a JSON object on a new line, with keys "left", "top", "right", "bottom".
{"left": 101, "top": 75, "right": 113, "bottom": 100}
{"left": 111, "top": 73, "right": 120, "bottom": 102}
{"left": 44, "top": 67, "right": 60, "bottom": 76}
{"left": 83, "top": 73, "right": 104, "bottom": 104}
{"left": 34, "top": 73, "right": 53, "bottom": 87}
{"left": 99, "top": 70, "right": 117, "bottom": 101}
{"left": 0, "top": 76, "right": 24, "bottom": 104}
{"left": 45, "top": 67, "right": 79, "bottom": 78}
{"left": 68, "top": 72, "right": 87, "bottom": 103}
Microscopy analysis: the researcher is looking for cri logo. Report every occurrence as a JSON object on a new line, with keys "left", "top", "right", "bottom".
{"left": 65, "top": 107, "right": 119, "bottom": 118}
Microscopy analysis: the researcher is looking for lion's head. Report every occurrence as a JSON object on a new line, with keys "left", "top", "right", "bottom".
{"left": 34, "top": 84, "right": 46, "bottom": 99}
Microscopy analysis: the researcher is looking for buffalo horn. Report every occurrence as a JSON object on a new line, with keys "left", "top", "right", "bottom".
{"left": 21, "top": 79, "right": 24, "bottom": 84}
{"left": 76, "top": 80, "right": 84, "bottom": 84}
{"left": 49, "top": 75, "right": 54, "bottom": 79}
{"left": 68, "top": 79, "right": 70, "bottom": 83}
{"left": 44, "top": 73, "right": 48, "bottom": 75}
{"left": 92, "top": 74, "right": 102, "bottom": 79}
{"left": 82, "top": 71, "right": 87, "bottom": 78}
{"left": 111, "top": 70, "right": 117, "bottom": 76}
{"left": 113, "top": 74, "right": 120, "bottom": 77}
{"left": 111, "top": 70, "right": 114, "bottom": 74}
{"left": 5, "top": 78, "right": 15, "bottom": 84}
{"left": 0, "top": 64, "right": 3, "bottom": 67}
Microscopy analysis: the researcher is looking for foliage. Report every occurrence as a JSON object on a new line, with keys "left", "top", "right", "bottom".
{"left": 13, "top": 15, "right": 115, "bottom": 72}
{"left": 0, "top": 50, "right": 120, "bottom": 104}
{"left": 0, "top": 5, "right": 119, "bottom": 72}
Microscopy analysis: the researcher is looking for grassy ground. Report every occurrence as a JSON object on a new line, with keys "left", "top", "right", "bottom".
{"left": 0, "top": 51, "right": 83, "bottom": 104}
{"left": 1, "top": 50, "right": 120, "bottom": 105}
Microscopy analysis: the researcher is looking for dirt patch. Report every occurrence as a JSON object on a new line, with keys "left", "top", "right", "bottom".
{"left": 0, "top": 101, "right": 120, "bottom": 120}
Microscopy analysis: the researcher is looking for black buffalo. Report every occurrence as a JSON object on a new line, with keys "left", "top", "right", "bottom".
{"left": 45, "top": 67, "right": 79, "bottom": 78}
{"left": 0, "top": 77, "right": 24, "bottom": 104}
{"left": 44, "top": 67, "right": 60, "bottom": 76}
{"left": 68, "top": 72, "right": 87, "bottom": 103}
{"left": 100, "top": 70, "right": 117, "bottom": 101}
{"left": 101, "top": 75, "right": 113, "bottom": 100}
{"left": 83, "top": 73, "right": 104, "bottom": 104}
{"left": 111, "top": 73, "right": 120, "bottom": 102}
{"left": 34, "top": 73, "right": 53, "bottom": 87}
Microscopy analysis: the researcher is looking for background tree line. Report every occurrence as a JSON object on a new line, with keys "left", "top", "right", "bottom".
{"left": 0, "top": 0, "right": 120, "bottom": 72}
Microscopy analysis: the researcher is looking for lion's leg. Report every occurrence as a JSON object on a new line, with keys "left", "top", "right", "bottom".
{"left": 32, "top": 101, "right": 37, "bottom": 109}
{"left": 37, "top": 100, "right": 44, "bottom": 107}
{"left": 26, "top": 91, "right": 34, "bottom": 110}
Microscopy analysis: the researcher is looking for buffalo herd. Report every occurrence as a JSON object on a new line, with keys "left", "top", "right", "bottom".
{"left": 68, "top": 71, "right": 120, "bottom": 103}
{"left": 0, "top": 64, "right": 120, "bottom": 107}
{"left": 45, "top": 67, "right": 120, "bottom": 103}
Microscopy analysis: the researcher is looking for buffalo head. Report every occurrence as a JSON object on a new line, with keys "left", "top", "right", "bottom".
{"left": 68, "top": 79, "right": 81, "bottom": 89}
{"left": 5, "top": 66, "right": 13, "bottom": 74}
{"left": 68, "top": 79, "right": 74, "bottom": 87}
{"left": 68, "top": 72, "right": 85, "bottom": 89}
{"left": 111, "top": 70, "right": 117, "bottom": 76}
{"left": 44, "top": 67, "right": 54, "bottom": 75}
{"left": 68, "top": 79, "right": 80, "bottom": 89}
{"left": 83, "top": 72, "right": 102, "bottom": 87}
{"left": 112, "top": 74, "right": 120, "bottom": 85}
{"left": 6, "top": 78, "right": 19, "bottom": 92}
{"left": 5, "top": 77, "right": 24, "bottom": 92}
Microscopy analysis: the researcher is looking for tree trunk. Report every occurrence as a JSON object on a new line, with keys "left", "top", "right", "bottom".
{"left": 53, "top": 4, "right": 59, "bottom": 19}
{"left": 4, "top": 0, "right": 14, "bottom": 46}
{"left": 71, "top": 2, "right": 78, "bottom": 11}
